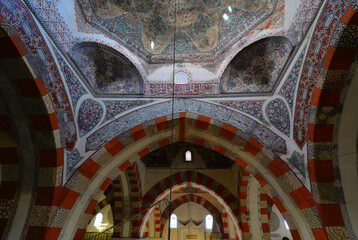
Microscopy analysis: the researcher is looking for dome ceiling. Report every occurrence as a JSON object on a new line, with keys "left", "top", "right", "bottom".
{"left": 77, "top": 0, "right": 277, "bottom": 63}
{"left": 221, "top": 37, "right": 293, "bottom": 94}
{"left": 71, "top": 42, "right": 143, "bottom": 95}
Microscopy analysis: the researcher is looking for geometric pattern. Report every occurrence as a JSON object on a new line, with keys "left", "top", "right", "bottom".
{"left": 293, "top": 0, "right": 352, "bottom": 148}
{"left": 54, "top": 49, "right": 88, "bottom": 109}
{"left": 217, "top": 8, "right": 254, "bottom": 40}
{"left": 86, "top": 100, "right": 286, "bottom": 153}
{"left": 0, "top": 200, "right": 14, "bottom": 219}
{"left": 288, "top": 151, "right": 305, "bottom": 177}
{"left": 74, "top": 1, "right": 102, "bottom": 34}
{"left": 2, "top": 0, "right": 77, "bottom": 150}
{"left": 24, "top": 0, "right": 74, "bottom": 51}
{"left": 265, "top": 99, "right": 290, "bottom": 136}
{"left": 279, "top": 50, "right": 305, "bottom": 111}
{"left": 78, "top": 99, "right": 103, "bottom": 137}
{"left": 71, "top": 42, "right": 143, "bottom": 95}
{"left": 66, "top": 148, "right": 83, "bottom": 174}
{"left": 221, "top": 37, "right": 293, "bottom": 94}
{"left": 109, "top": 13, "right": 144, "bottom": 46}
{"left": 104, "top": 100, "right": 153, "bottom": 123}
{"left": 215, "top": 100, "right": 267, "bottom": 123}
{"left": 76, "top": 0, "right": 276, "bottom": 63}
{"left": 162, "top": 31, "right": 199, "bottom": 54}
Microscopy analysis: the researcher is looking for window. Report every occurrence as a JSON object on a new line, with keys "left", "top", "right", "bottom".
{"left": 170, "top": 214, "right": 177, "bottom": 228}
{"left": 94, "top": 213, "right": 103, "bottom": 227}
{"left": 174, "top": 71, "right": 188, "bottom": 84}
{"left": 284, "top": 220, "right": 289, "bottom": 230}
{"left": 205, "top": 214, "right": 213, "bottom": 229}
{"left": 185, "top": 150, "right": 192, "bottom": 162}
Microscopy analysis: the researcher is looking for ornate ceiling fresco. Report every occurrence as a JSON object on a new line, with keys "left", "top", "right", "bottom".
{"left": 71, "top": 42, "right": 143, "bottom": 95}
{"left": 220, "top": 37, "right": 293, "bottom": 94}
{"left": 77, "top": 0, "right": 277, "bottom": 63}
{"left": 5, "top": 1, "right": 358, "bottom": 240}
{"left": 20, "top": 0, "right": 323, "bottom": 188}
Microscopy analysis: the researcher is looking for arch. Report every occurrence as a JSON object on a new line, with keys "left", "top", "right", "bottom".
{"left": 0, "top": 19, "right": 62, "bottom": 240}
{"left": 294, "top": 0, "right": 354, "bottom": 148}
{"left": 59, "top": 114, "right": 316, "bottom": 239}
{"left": 159, "top": 194, "right": 224, "bottom": 236}
{"left": 90, "top": 198, "right": 111, "bottom": 220}
{"left": 306, "top": 5, "right": 358, "bottom": 239}
{"left": 0, "top": 1, "right": 76, "bottom": 152}
{"left": 85, "top": 99, "right": 286, "bottom": 154}
{"left": 141, "top": 180, "right": 237, "bottom": 239}
{"left": 142, "top": 171, "right": 238, "bottom": 210}
{"left": 94, "top": 213, "right": 103, "bottom": 227}
{"left": 140, "top": 171, "right": 239, "bottom": 238}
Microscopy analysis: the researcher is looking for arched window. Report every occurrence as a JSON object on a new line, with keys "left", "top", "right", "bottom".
{"left": 170, "top": 214, "right": 178, "bottom": 228}
{"left": 185, "top": 150, "right": 192, "bottom": 162}
{"left": 94, "top": 213, "right": 103, "bottom": 227}
{"left": 205, "top": 214, "right": 213, "bottom": 229}
{"left": 284, "top": 220, "right": 289, "bottom": 230}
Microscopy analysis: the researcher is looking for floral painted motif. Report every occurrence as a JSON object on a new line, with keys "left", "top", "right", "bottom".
{"left": 109, "top": 13, "right": 143, "bottom": 46}
{"left": 54, "top": 50, "right": 87, "bottom": 109}
{"left": 66, "top": 148, "right": 83, "bottom": 174}
{"left": 193, "top": 13, "right": 212, "bottom": 35}
{"left": 71, "top": 42, "right": 143, "bottom": 95}
{"left": 2, "top": 0, "right": 77, "bottom": 150}
{"left": 289, "top": 151, "right": 305, "bottom": 177}
{"left": 217, "top": 8, "right": 254, "bottom": 40}
{"left": 76, "top": 0, "right": 273, "bottom": 59}
{"left": 279, "top": 51, "right": 305, "bottom": 111}
{"left": 221, "top": 37, "right": 292, "bottom": 94}
{"left": 148, "top": 16, "right": 168, "bottom": 38}
{"left": 265, "top": 99, "right": 290, "bottom": 136}
{"left": 201, "top": 0, "right": 222, "bottom": 8}
{"left": 27, "top": 0, "right": 74, "bottom": 51}
{"left": 216, "top": 100, "right": 267, "bottom": 123}
{"left": 104, "top": 100, "right": 153, "bottom": 122}
{"left": 78, "top": 99, "right": 103, "bottom": 137}
{"left": 134, "top": 0, "right": 154, "bottom": 13}
{"left": 162, "top": 31, "right": 199, "bottom": 53}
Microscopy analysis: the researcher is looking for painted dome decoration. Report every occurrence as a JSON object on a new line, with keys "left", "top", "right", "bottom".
{"left": 77, "top": 0, "right": 277, "bottom": 63}
{"left": 71, "top": 42, "right": 144, "bottom": 96}
{"left": 78, "top": 99, "right": 104, "bottom": 137}
{"left": 220, "top": 37, "right": 293, "bottom": 94}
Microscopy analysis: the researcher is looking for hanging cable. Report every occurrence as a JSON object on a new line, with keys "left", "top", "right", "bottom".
{"left": 168, "top": 0, "right": 177, "bottom": 239}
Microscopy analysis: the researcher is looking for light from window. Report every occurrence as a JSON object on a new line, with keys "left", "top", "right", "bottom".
{"left": 223, "top": 13, "right": 229, "bottom": 21}
{"left": 185, "top": 150, "right": 192, "bottom": 162}
{"left": 174, "top": 71, "right": 189, "bottom": 84}
{"left": 170, "top": 214, "right": 177, "bottom": 228}
{"left": 151, "top": 41, "right": 155, "bottom": 49}
{"left": 94, "top": 213, "right": 103, "bottom": 227}
{"left": 284, "top": 220, "right": 289, "bottom": 230}
{"left": 205, "top": 215, "right": 213, "bottom": 229}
